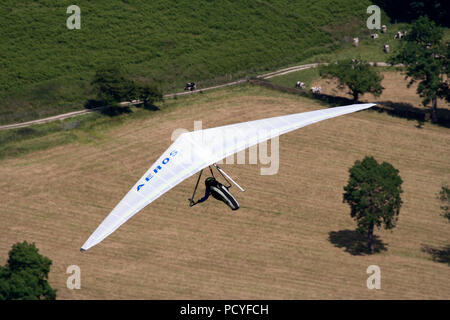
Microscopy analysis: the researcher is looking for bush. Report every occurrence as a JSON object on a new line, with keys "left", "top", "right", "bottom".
{"left": 135, "top": 83, "right": 163, "bottom": 107}
{"left": 0, "top": 241, "right": 56, "bottom": 300}
{"left": 91, "top": 67, "right": 136, "bottom": 106}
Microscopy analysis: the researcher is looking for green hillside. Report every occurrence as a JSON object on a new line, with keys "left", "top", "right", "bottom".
{"left": 0, "top": 0, "right": 375, "bottom": 124}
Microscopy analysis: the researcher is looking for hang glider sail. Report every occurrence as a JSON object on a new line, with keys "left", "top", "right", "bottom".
{"left": 81, "top": 103, "right": 375, "bottom": 251}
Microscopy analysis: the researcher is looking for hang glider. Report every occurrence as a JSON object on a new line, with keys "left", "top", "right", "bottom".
{"left": 81, "top": 103, "right": 375, "bottom": 251}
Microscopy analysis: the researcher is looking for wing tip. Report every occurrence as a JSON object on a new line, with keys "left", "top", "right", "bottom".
{"left": 80, "top": 248, "right": 86, "bottom": 253}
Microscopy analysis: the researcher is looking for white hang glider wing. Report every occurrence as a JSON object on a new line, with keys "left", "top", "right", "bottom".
{"left": 81, "top": 103, "right": 375, "bottom": 251}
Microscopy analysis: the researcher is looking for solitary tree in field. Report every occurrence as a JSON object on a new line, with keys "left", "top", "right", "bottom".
{"left": 0, "top": 241, "right": 56, "bottom": 300}
{"left": 390, "top": 16, "right": 449, "bottom": 123}
{"left": 343, "top": 156, "right": 403, "bottom": 254}
{"left": 319, "top": 59, "right": 384, "bottom": 102}
{"left": 439, "top": 185, "right": 450, "bottom": 221}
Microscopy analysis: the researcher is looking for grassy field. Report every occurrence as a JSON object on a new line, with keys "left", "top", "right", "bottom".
{"left": 0, "top": 0, "right": 377, "bottom": 125}
{"left": 269, "top": 66, "right": 321, "bottom": 90}
{"left": 300, "top": 23, "right": 411, "bottom": 63}
{"left": 269, "top": 26, "right": 450, "bottom": 89}
{"left": 0, "top": 85, "right": 449, "bottom": 299}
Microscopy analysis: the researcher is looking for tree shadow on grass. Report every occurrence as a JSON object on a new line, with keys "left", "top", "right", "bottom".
{"left": 85, "top": 99, "right": 160, "bottom": 115}
{"left": 313, "top": 94, "right": 450, "bottom": 128}
{"left": 373, "top": 100, "right": 450, "bottom": 128}
{"left": 99, "top": 106, "right": 132, "bottom": 117}
{"left": 135, "top": 102, "right": 160, "bottom": 112}
{"left": 310, "top": 92, "right": 354, "bottom": 108}
{"left": 328, "top": 229, "right": 388, "bottom": 256}
{"left": 84, "top": 99, "right": 107, "bottom": 109}
{"left": 250, "top": 79, "right": 450, "bottom": 128}
{"left": 84, "top": 99, "right": 132, "bottom": 117}
{"left": 421, "top": 244, "right": 450, "bottom": 266}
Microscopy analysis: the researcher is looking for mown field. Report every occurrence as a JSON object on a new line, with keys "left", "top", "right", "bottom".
{"left": 0, "top": 0, "right": 377, "bottom": 125}
{"left": 0, "top": 85, "right": 449, "bottom": 299}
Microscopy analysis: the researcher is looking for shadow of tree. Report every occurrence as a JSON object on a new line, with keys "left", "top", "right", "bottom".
{"left": 421, "top": 244, "right": 450, "bottom": 266}
{"left": 305, "top": 93, "right": 450, "bottom": 128}
{"left": 84, "top": 99, "right": 107, "bottom": 109}
{"left": 377, "top": 101, "right": 450, "bottom": 128}
{"left": 249, "top": 80, "right": 450, "bottom": 128}
{"left": 84, "top": 99, "right": 133, "bottom": 116}
{"left": 328, "top": 229, "right": 388, "bottom": 255}
{"left": 99, "top": 106, "right": 132, "bottom": 117}
{"left": 135, "top": 102, "right": 160, "bottom": 112}
{"left": 85, "top": 99, "right": 160, "bottom": 116}
{"left": 309, "top": 92, "right": 354, "bottom": 107}
{"left": 310, "top": 93, "right": 450, "bottom": 128}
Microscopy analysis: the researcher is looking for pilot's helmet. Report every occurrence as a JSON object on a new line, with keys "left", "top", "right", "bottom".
{"left": 205, "top": 177, "right": 216, "bottom": 186}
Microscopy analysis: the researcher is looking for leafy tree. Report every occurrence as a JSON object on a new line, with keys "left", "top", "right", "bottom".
{"left": 91, "top": 66, "right": 136, "bottom": 105}
{"left": 135, "top": 83, "right": 163, "bottom": 107}
{"left": 439, "top": 185, "right": 450, "bottom": 221}
{"left": 91, "top": 67, "right": 163, "bottom": 110}
{"left": 343, "top": 156, "right": 403, "bottom": 254}
{"left": 390, "top": 16, "right": 449, "bottom": 123}
{"left": 373, "top": 1, "right": 449, "bottom": 27}
{"left": 0, "top": 241, "right": 56, "bottom": 300}
{"left": 319, "top": 59, "right": 384, "bottom": 102}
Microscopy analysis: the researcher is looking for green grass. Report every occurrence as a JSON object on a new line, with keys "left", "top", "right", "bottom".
{"left": 0, "top": 0, "right": 376, "bottom": 125}
{"left": 300, "top": 23, "right": 409, "bottom": 63}
{"left": 267, "top": 23, "right": 422, "bottom": 89}
{"left": 0, "top": 107, "right": 149, "bottom": 160}
{"left": 302, "top": 23, "right": 450, "bottom": 64}
{"left": 269, "top": 67, "right": 320, "bottom": 89}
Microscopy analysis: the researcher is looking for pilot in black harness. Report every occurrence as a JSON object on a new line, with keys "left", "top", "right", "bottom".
{"left": 189, "top": 167, "right": 240, "bottom": 211}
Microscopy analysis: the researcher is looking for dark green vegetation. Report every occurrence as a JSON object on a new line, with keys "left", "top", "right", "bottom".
{"left": 90, "top": 66, "right": 162, "bottom": 108}
{"left": 0, "top": 0, "right": 375, "bottom": 125}
{"left": 0, "top": 241, "right": 56, "bottom": 300}
{"left": 373, "top": 0, "right": 449, "bottom": 27}
{"left": 390, "top": 17, "right": 449, "bottom": 123}
{"left": 343, "top": 156, "right": 403, "bottom": 254}
{"left": 91, "top": 67, "right": 137, "bottom": 107}
{"left": 319, "top": 59, "right": 384, "bottom": 102}
{"left": 439, "top": 185, "right": 450, "bottom": 221}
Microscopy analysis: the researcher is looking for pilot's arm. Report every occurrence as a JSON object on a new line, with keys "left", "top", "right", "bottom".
{"left": 197, "top": 185, "right": 211, "bottom": 203}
